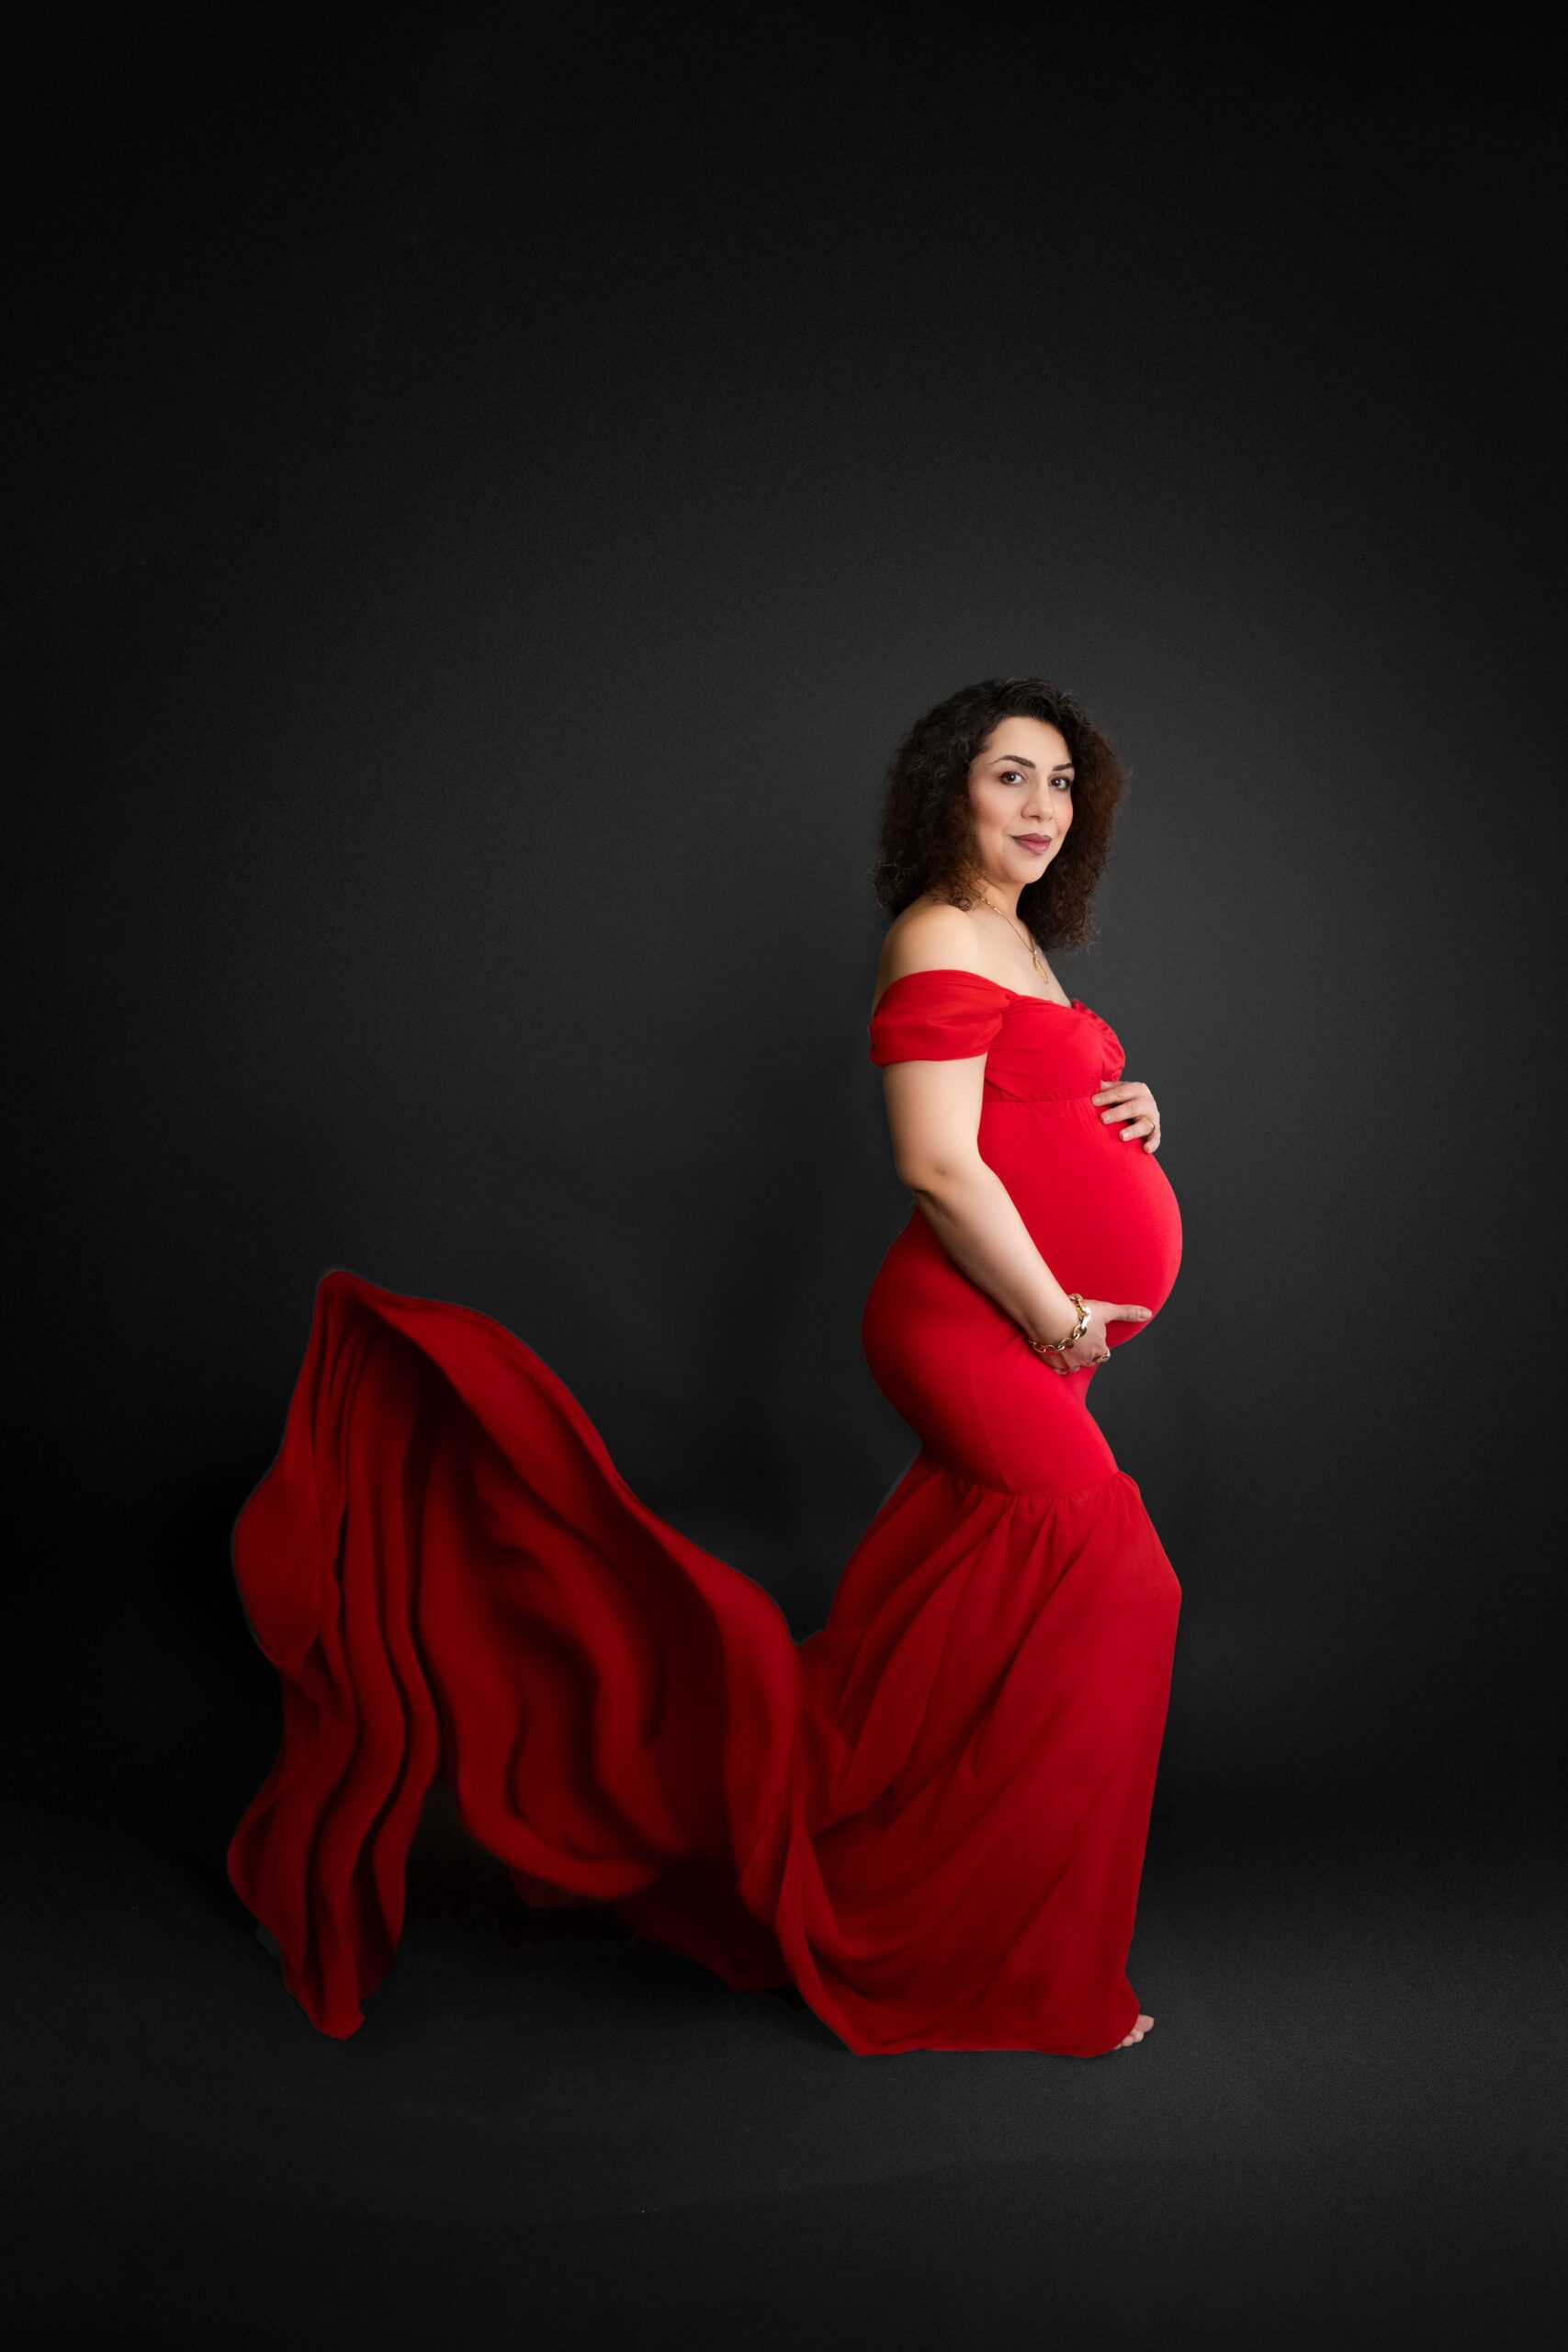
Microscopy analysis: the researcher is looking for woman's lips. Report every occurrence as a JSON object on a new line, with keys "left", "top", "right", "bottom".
{"left": 1013, "top": 834, "right": 1052, "bottom": 851}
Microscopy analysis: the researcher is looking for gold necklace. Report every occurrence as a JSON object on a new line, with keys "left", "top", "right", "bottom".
{"left": 975, "top": 895, "right": 1052, "bottom": 988}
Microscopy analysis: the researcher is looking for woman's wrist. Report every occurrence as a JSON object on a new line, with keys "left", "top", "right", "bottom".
{"left": 1027, "top": 1293, "right": 1089, "bottom": 1354}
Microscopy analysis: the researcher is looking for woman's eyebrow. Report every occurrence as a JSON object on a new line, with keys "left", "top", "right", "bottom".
{"left": 989, "top": 753, "right": 1075, "bottom": 772}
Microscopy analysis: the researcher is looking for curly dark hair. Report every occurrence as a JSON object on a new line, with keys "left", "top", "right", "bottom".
{"left": 870, "top": 678, "right": 1127, "bottom": 952}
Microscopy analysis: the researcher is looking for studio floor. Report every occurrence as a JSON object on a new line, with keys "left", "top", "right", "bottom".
{"left": 9, "top": 1781, "right": 1560, "bottom": 2350}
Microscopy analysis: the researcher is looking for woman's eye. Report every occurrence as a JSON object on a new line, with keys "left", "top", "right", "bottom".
{"left": 1054, "top": 775, "right": 1073, "bottom": 790}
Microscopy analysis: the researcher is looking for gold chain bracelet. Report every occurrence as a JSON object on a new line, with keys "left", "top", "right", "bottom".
{"left": 1030, "top": 1293, "right": 1089, "bottom": 1355}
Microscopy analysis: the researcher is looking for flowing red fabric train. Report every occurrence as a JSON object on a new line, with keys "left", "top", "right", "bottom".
{"left": 228, "top": 970, "right": 1183, "bottom": 2054}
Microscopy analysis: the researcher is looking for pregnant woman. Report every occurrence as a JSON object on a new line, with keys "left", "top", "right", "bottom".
{"left": 228, "top": 676, "right": 1182, "bottom": 2058}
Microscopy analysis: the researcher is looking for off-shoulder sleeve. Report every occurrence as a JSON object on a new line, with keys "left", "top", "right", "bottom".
{"left": 867, "top": 969, "right": 1010, "bottom": 1066}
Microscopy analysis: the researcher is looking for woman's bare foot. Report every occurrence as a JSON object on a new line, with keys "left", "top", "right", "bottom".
{"left": 1117, "top": 2011, "right": 1154, "bottom": 2048}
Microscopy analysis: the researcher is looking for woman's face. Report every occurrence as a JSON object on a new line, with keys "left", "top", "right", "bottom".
{"left": 964, "top": 717, "right": 1075, "bottom": 889}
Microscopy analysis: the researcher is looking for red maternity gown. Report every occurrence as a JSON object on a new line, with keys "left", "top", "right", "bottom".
{"left": 227, "top": 967, "right": 1183, "bottom": 2055}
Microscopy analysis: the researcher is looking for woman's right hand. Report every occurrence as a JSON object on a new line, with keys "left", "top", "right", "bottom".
{"left": 1041, "top": 1298, "right": 1153, "bottom": 1374}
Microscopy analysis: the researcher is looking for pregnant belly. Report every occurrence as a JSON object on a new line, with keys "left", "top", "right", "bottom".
{"left": 860, "top": 1099, "right": 1181, "bottom": 1486}
{"left": 860, "top": 1101, "right": 1183, "bottom": 1489}
{"left": 983, "top": 1099, "right": 1183, "bottom": 1338}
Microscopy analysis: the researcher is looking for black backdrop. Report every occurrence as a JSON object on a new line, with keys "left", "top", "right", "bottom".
{"left": 8, "top": 6, "right": 1562, "bottom": 2346}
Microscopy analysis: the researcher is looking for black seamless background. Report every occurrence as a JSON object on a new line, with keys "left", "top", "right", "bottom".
{"left": 14, "top": 0, "right": 1558, "bottom": 1837}
{"left": 6, "top": 6, "right": 1562, "bottom": 2345}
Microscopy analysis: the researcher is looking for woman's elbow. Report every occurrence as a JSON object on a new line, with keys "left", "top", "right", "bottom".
{"left": 894, "top": 1148, "right": 982, "bottom": 1198}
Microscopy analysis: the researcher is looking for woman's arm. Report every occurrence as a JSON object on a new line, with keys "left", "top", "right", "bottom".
{"left": 881, "top": 1055, "right": 1080, "bottom": 1349}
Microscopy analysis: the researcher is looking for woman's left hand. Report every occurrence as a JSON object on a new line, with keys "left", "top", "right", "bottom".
{"left": 1091, "top": 1079, "right": 1162, "bottom": 1152}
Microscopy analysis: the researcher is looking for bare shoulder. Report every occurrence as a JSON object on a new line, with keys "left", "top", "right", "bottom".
{"left": 873, "top": 899, "right": 996, "bottom": 1012}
